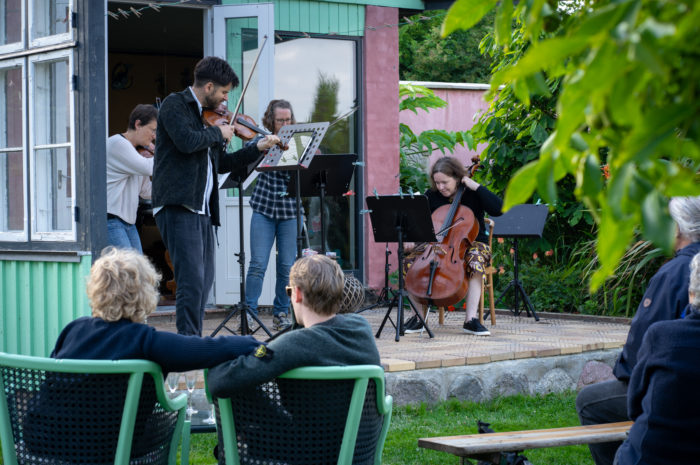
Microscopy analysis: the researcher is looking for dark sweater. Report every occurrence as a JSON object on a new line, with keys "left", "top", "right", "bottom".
{"left": 615, "top": 309, "right": 700, "bottom": 465}
{"left": 613, "top": 242, "right": 700, "bottom": 381}
{"left": 208, "top": 313, "right": 381, "bottom": 397}
{"left": 51, "top": 317, "right": 262, "bottom": 373}
{"left": 425, "top": 185, "right": 502, "bottom": 243}
{"left": 152, "top": 88, "right": 262, "bottom": 226}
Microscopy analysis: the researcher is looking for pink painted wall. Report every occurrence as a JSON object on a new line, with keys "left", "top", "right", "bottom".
{"left": 363, "top": 5, "right": 400, "bottom": 290}
{"left": 400, "top": 84, "right": 490, "bottom": 170}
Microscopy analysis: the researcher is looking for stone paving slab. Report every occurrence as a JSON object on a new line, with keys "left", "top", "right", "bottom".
{"left": 149, "top": 306, "right": 629, "bottom": 375}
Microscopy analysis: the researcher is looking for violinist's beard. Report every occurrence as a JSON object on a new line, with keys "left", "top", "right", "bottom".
{"left": 203, "top": 91, "right": 222, "bottom": 110}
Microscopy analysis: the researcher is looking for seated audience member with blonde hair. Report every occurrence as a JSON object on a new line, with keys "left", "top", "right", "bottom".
{"left": 614, "top": 251, "right": 700, "bottom": 464}
{"left": 208, "top": 254, "right": 380, "bottom": 396}
{"left": 51, "top": 247, "right": 264, "bottom": 372}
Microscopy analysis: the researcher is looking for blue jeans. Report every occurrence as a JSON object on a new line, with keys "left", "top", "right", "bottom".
{"left": 155, "top": 206, "right": 215, "bottom": 336}
{"left": 107, "top": 217, "right": 143, "bottom": 253}
{"left": 245, "top": 211, "right": 297, "bottom": 316}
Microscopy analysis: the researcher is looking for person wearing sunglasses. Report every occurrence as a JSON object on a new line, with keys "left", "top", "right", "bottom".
{"left": 208, "top": 254, "right": 380, "bottom": 395}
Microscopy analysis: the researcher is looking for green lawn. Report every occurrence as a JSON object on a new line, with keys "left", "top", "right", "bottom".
{"left": 181, "top": 391, "right": 595, "bottom": 464}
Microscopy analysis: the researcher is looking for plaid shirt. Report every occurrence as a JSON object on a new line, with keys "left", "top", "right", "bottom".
{"left": 249, "top": 171, "right": 297, "bottom": 219}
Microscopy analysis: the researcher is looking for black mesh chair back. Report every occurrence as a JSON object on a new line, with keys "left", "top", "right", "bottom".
{"left": 0, "top": 352, "right": 188, "bottom": 465}
{"left": 208, "top": 365, "right": 392, "bottom": 465}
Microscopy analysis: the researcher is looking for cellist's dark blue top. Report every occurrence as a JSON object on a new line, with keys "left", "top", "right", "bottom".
{"left": 51, "top": 316, "right": 262, "bottom": 372}
{"left": 425, "top": 185, "right": 502, "bottom": 243}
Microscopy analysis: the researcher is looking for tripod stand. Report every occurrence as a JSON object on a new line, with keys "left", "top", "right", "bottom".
{"left": 211, "top": 168, "right": 272, "bottom": 338}
{"left": 356, "top": 243, "right": 393, "bottom": 313}
{"left": 366, "top": 194, "right": 437, "bottom": 342}
{"left": 491, "top": 204, "right": 548, "bottom": 322}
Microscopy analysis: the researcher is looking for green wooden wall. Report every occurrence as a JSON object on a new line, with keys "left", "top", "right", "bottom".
{"left": 224, "top": 0, "right": 366, "bottom": 36}
{"left": 0, "top": 256, "right": 92, "bottom": 356}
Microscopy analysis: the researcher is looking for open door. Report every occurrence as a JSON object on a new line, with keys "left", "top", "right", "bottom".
{"left": 209, "top": 4, "right": 275, "bottom": 305}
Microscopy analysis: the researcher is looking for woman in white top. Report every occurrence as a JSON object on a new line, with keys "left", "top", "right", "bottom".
{"left": 106, "top": 104, "right": 157, "bottom": 252}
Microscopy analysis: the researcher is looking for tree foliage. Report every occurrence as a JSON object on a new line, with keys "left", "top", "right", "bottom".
{"left": 400, "top": 10, "right": 494, "bottom": 84}
{"left": 443, "top": 0, "right": 700, "bottom": 289}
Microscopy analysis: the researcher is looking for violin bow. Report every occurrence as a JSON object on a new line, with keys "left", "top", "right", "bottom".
{"left": 229, "top": 35, "right": 268, "bottom": 131}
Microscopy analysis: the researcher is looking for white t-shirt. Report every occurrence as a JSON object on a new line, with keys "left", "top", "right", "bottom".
{"left": 106, "top": 134, "right": 153, "bottom": 224}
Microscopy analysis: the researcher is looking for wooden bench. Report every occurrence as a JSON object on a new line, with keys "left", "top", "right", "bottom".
{"left": 418, "top": 421, "right": 632, "bottom": 464}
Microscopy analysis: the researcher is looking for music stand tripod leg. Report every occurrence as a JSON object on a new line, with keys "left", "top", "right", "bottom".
{"left": 211, "top": 183, "right": 273, "bottom": 338}
{"left": 358, "top": 242, "right": 394, "bottom": 313}
{"left": 515, "top": 280, "right": 540, "bottom": 321}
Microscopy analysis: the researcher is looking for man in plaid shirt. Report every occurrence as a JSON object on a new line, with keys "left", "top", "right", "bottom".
{"left": 245, "top": 100, "right": 298, "bottom": 331}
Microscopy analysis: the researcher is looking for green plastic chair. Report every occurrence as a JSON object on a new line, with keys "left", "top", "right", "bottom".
{"left": 206, "top": 364, "right": 393, "bottom": 465}
{"left": 0, "top": 352, "right": 190, "bottom": 465}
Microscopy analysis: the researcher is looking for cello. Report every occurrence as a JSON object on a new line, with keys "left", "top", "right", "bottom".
{"left": 404, "top": 184, "right": 479, "bottom": 307}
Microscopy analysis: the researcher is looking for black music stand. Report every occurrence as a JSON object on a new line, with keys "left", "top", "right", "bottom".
{"left": 492, "top": 204, "right": 548, "bottom": 321}
{"left": 211, "top": 156, "right": 273, "bottom": 338}
{"left": 256, "top": 122, "right": 328, "bottom": 258}
{"left": 287, "top": 154, "right": 357, "bottom": 254}
{"left": 367, "top": 194, "right": 437, "bottom": 342}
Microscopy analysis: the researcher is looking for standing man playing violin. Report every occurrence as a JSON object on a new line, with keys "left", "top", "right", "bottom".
{"left": 152, "top": 56, "right": 281, "bottom": 336}
{"left": 106, "top": 104, "right": 157, "bottom": 253}
{"left": 243, "top": 99, "right": 297, "bottom": 333}
{"left": 405, "top": 156, "right": 502, "bottom": 336}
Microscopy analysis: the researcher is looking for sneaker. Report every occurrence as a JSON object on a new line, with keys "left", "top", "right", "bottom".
{"left": 404, "top": 315, "right": 424, "bottom": 333}
{"left": 463, "top": 318, "right": 490, "bottom": 336}
{"left": 273, "top": 313, "right": 292, "bottom": 331}
{"left": 237, "top": 314, "right": 255, "bottom": 335}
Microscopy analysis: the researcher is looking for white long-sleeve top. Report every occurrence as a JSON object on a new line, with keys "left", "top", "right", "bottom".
{"left": 106, "top": 134, "right": 153, "bottom": 224}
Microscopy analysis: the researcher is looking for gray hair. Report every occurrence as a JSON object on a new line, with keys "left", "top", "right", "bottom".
{"left": 669, "top": 196, "right": 700, "bottom": 243}
{"left": 690, "top": 252, "right": 700, "bottom": 308}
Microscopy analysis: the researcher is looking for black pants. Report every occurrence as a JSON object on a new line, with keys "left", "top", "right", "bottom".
{"left": 576, "top": 378, "right": 629, "bottom": 465}
{"left": 155, "top": 206, "right": 215, "bottom": 336}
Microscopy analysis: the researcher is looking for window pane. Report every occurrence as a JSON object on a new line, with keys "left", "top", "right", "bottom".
{"left": 0, "top": 150, "right": 24, "bottom": 232}
{"left": 31, "top": 0, "right": 70, "bottom": 40}
{"left": 33, "top": 57, "right": 70, "bottom": 145}
{"left": 33, "top": 147, "right": 72, "bottom": 232}
{"left": 0, "top": 65, "right": 24, "bottom": 234}
{"left": 0, "top": 0, "right": 22, "bottom": 46}
{"left": 0, "top": 65, "right": 22, "bottom": 148}
{"left": 275, "top": 36, "right": 358, "bottom": 270}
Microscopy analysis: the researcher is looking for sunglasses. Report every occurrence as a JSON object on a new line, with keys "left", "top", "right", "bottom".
{"left": 285, "top": 285, "right": 293, "bottom": 297}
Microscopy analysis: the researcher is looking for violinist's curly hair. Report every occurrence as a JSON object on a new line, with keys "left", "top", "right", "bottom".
{"left": 194, "top": 56, "right": 239, "bottom": 88}
{"left": 87, "top": 247, "right": 161, "bottom": 323}
{"left": 429, "top": 157, "right": 467, "bottom": 191}
{"left": 262, "top": 99, "right": 296, "bottom": 133}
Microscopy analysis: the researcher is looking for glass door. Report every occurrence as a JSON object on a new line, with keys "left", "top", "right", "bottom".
{"left": 208, "top": 4, "right": 275, "bottom": 305}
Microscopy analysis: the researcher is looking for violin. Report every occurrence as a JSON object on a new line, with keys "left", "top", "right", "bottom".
{"left": 404, "top": 184, "right": 479, "bottom": 307}
{"left": 202, "top": 103, "right": 271, "bottom": 141}
{"left": 136, "top": 144, "right": 155, "bottom": 158}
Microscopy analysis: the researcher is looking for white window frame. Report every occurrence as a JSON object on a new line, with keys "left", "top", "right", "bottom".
{"left": 28, "top": 48, "right": 75, "bottom": 241}
{"left": 0, "top": 0, "right": 26, "bottom": 54}
{"left": 28, "top": 0, "right": 73, "bottom": 49}
{"left": 0, "top": 57, "right": 27, "bottom": 241}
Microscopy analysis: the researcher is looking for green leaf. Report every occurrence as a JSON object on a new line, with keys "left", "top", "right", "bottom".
{"left": 503, "top": 161, "right": 538, "bottom": 210}
{"left": 641, "top": 192, "right": 675, "bottom": 255}
{"left": 591, "top": 215, "right": 635, "bottom": 291}
{"left": 500, "top": 38, "right": 589, "bottom": 82}
{"left": 441, "top": 0, "right": 498, "bottom": 37}
{"left": 579, "top": 154, "right": 602, "bottom": 199}
{"left": 495, "top": 0, "right": 514, "bottom": 46}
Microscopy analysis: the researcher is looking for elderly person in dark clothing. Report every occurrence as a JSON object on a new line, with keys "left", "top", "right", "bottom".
{"left": 576, "top": 195, "right": 700, "bottom": 465}
{"left": 614, "top": 252, "right": 700, "bottom": 465}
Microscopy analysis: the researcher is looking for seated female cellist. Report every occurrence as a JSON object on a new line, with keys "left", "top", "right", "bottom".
{"left": 404, "top": 156, "right": 502, "bottom": 335}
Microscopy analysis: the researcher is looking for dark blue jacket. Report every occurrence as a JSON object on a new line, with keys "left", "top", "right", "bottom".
{"left": 152, "top": 88, "right": 262, "bottom": 227}
{"left": 615, "top": 308, "right": 700, "bottom": 465}
{"left": 613, "top": 242, "right": 700, "bottom": 381}
{"left": 51, "top": 317, "right": 262, "bottom": 373}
